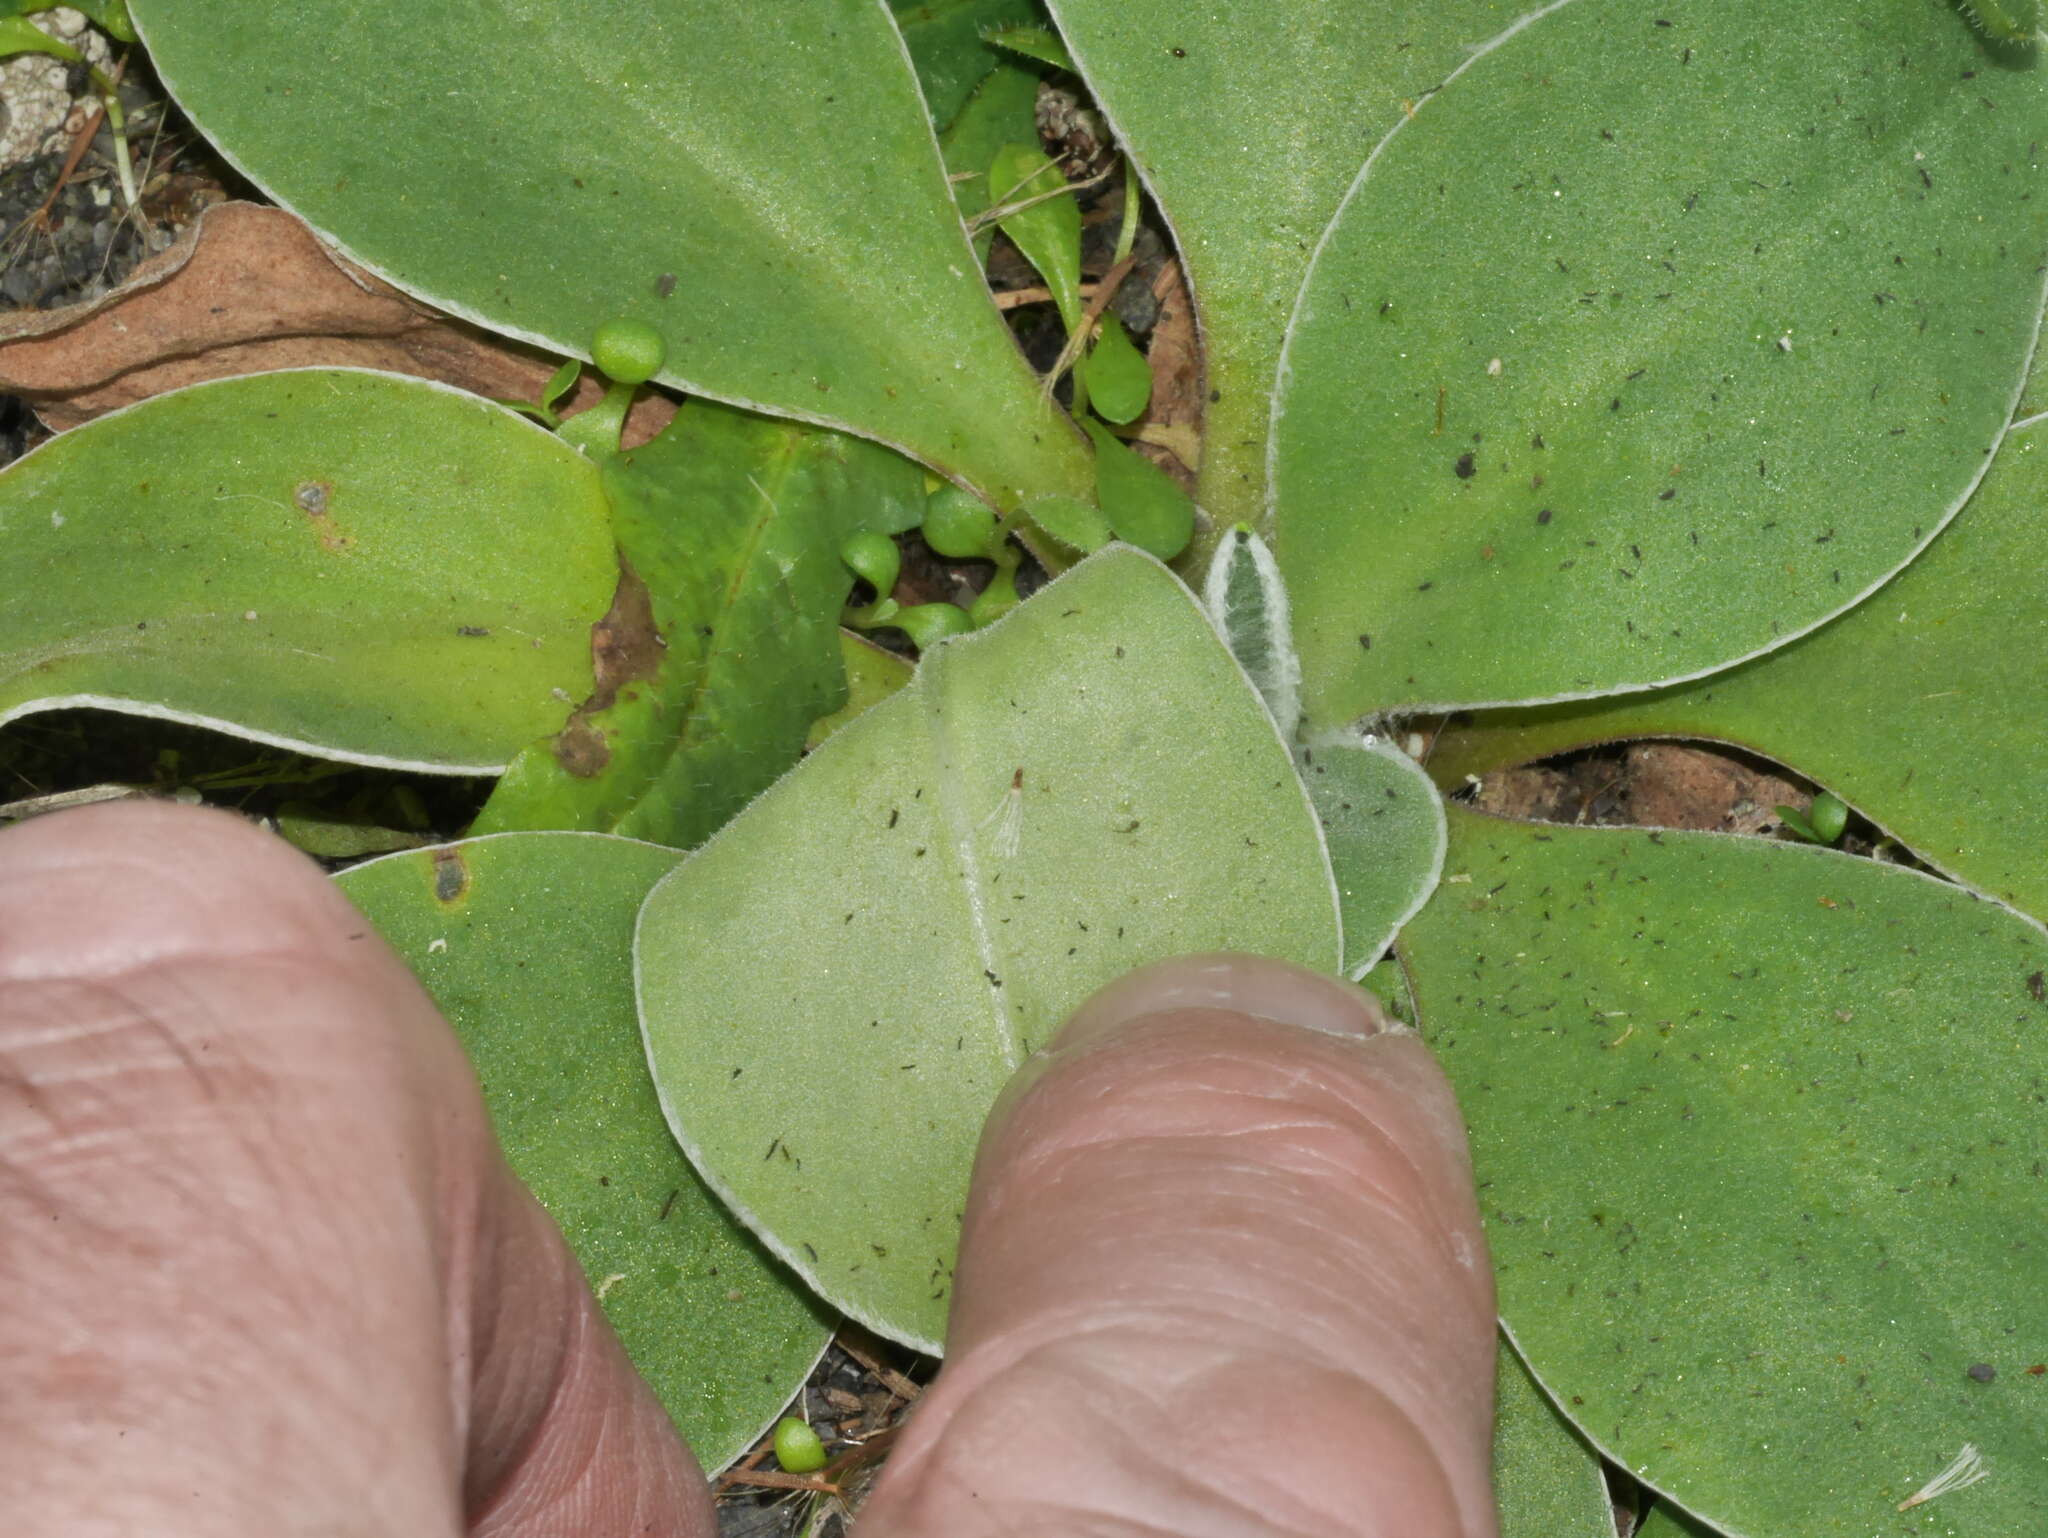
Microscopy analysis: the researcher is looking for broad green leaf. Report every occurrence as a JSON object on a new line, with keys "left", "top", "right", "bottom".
{"left": 1493, "top": 1341, "right": 1613, "bottom": 1538}
{"left": 636, "top": 548, "right": 1340, "bottom": 1351}
{"left": 893, "top": 0, "right": 1042, "bottom": 131}
{"left": 1428, "top": 401, "right": 2048, "bottom": 927}
{"left": 130, "top": 0, "right": 1096, "bottom": 514}
{"left": 1081, "top": 416, "right": 1194, "bottom": 560}
{"left": 473, "top": 401, "right": 923, "bottom": 848}
{"left": 0, "top": 369, "right": 610, "bottom": 772}
{"left": 1401, "top": 808, "right": 2048, "bottom": 1536}
{"left": 1086, "top": 310, "right": 1152, "bottom": 425}
{"left": 940, "top": 61, "right": 1045, "bottom": 262}
{"left": 1301, "top": 735, "right": 1444, "bottom": 978}
{"left": 1043, "top": 0, "right": 1527, "bottom": 528}
{"left": 808, "top": 630, "right": 915, "bottom": 750}
{"left": 1277, "top": 1, "right": 2048, "bottom": 721}
{"left": 335, "top": 833, "right": 833, "bottom": 1471}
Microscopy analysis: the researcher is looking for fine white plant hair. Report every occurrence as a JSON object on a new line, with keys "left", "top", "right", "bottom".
{"left": 979, "top": 768, "right": 1024, "bottom": 860}
{"left": 1201, "top": 526, "right": 1301, "bottom": 743}
{"left": 1897, "top": 1443, "right": 1989, "bottom": 1512}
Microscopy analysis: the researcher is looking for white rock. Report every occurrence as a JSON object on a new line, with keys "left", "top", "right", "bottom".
{"left": 0, "top": 9, "right": 114, "bottom": 172}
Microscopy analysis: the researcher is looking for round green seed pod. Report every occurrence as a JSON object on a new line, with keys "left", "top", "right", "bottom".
{"left": 590, "top": 318, "right": 668, "bottom": 384}
{"left": 922, "top": 485, "right": 1001, "bottom": 560}
{"left": 772, "top": 1415, "right": 828, "bottom": 1474}
{"left": 1809, "top": 791, "right": 1849, "bottom": 845}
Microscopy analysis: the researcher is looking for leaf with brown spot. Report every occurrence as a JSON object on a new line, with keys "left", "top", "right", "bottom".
{"left": 473, "top": 400, "right": 924, "bottom": 847}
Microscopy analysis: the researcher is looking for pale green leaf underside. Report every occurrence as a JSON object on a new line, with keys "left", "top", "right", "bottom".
{"left": 1493, "top": 1340, "right": 1613, "bottom": 1538}
{"left": 1429, "top": 397, "right": 2048, "bottom": 929}
{"left": 335, "top": 833, "right": 832, "bottom": 1471}
{"left": 635, "top": 547, "right": 1339, "bottom": 1351}
{"left": 1044, "top": 0, "right": 1529, "bottom": 529}
{"left": 1277, "top": 0, "right": 2048, "bottom": 720}
{"left": 1401, "top": 808, "right": 2048, "bottom": 1536}
{"left": 0, "top": 369, "right": 611, "bottom": 772}
{"left": 1301, "top": 735, "right": 1446, "bottom": 978}
{"left": 130, "top": 0, "right": 1094, "bottom": 512}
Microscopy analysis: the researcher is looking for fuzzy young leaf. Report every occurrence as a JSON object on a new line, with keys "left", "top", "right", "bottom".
{"left": 1299, "top": 735, "right": 1445, "bottom": 978}
{"left": 1202, "top": 524, "right": 1300, "bottom": 741}
{"left": 635, "top": 548, "right": 1339, "bottom": 1351}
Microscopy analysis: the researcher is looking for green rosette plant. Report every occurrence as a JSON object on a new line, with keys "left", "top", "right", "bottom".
{"left": 1, "top": 3, "right": 2041, "bottom": 1531}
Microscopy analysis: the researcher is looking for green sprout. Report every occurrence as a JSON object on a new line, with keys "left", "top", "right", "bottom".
{"left": 1777, "top": 790, "right": 1849, "bottom": 846}
{"left": 839, "top": 530, "right": 902, "bottom": 629}
{"left": 921, "top": 485, "right": 1001, "bottom": 561}
{"left": 558, "top": 319, "right": 666, "bottom": 458}
{"left": 494, "top": 357, "right": 582, "bottom": 430}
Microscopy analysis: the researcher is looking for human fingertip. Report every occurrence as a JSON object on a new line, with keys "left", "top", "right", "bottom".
{"left": 1052, "top": 952, "right": 1399, "bottom": 1052}
{"left": 0, "top": 799, "right": 365, "bottom": 985}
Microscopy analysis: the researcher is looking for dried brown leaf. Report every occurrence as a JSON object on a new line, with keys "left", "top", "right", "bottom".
{"left": 0, "top": 200, "right": 673, "bottom": 445}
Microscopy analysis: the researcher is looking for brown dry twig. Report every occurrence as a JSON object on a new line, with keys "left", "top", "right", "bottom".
{"left": 1039, "top": 249, "right": 1138, "bottom": 403}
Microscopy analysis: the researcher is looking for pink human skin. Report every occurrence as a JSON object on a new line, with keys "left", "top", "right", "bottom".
{"left": 0, "top": 801, "right": 1497, "bottom": 1537}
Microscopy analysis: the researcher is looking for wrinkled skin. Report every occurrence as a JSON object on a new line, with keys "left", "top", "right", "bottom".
{"left": 0, "top": 802, "right": 1497, "bottom": 1537}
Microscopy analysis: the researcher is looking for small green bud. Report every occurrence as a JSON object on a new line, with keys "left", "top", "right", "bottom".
{"left": 1808, "top": 791, "right": 1849, "bottom": 845}
{"left": 772, "top": 1415, "right": 828, "bottom": 1474}
{"left": 840, "top": 531, "right": 901, "bottom": 601}
{"left": 893, "top": 602, "right": 974, "bottom": 650}
{"left": 590, "top": 317, "right": 667, "bottom": 384}
{"left": 922, "top": 485, "right": 1001, "bottom": 560}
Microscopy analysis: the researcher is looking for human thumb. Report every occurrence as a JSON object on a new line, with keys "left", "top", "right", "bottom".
{"left": 856, "top": 953, "right": 1498, "bottom": 1538}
